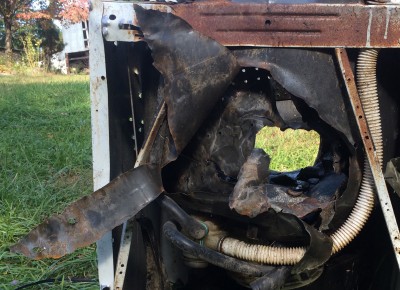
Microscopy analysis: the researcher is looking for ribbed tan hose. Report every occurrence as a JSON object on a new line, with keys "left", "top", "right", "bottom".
{"left": 219, "top": 49, "right": 382, "bottom": 264}
{"left": 221, "top": 238, "right": 306, "bottom": 265}
{"left": 331, "top": 49, "right": 382, "bottom": 253}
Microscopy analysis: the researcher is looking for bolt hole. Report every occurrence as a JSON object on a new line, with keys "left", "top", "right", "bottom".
{"left": 102, "top": 287, "right": 110, "bottom": 290}
{"left": 101, "top": 76, "right": 105, "bottom": 80}
{"left": 265, "top": 19, "right": 271, "bottom": 26}
{"left": 358, "top": 115, "right": 362, "bottom": 119}
{"left": 365, "top": 136, "right": 369, "bottom": 140}
{"left": 109, "top": 14, "right": 116, "bottom": 20}
{"left": 121, "top": 264, "right": 125, "bottom": 267}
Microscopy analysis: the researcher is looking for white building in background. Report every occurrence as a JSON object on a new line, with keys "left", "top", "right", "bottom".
{"left": 52, "top": 21, "right": 89, "bottom": 73}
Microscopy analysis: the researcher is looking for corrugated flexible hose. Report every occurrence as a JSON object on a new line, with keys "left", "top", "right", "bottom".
{"left": 218, "top": 49, "right": 382, "bottom": 265}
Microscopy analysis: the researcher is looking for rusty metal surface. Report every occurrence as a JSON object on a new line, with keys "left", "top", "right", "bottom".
{"left": 335, "top": 48, "right": 400, "bottom": 270}
{"left": 134, "top": 5, "right": 240, "bottom": 156}
{"left": 11, "top": 165, "right": 163, "bottom": 259}
{"left": 229, "top": 149, "right": 346, "bottom": 219}
{"left": 168, "top": 2, "right": 400, "bottom": 48}
{"left": 229, "top": 149, "right": 271, "bottom": 218}
{"left": 104, "top": 2, "right": 400, "bottom": 48}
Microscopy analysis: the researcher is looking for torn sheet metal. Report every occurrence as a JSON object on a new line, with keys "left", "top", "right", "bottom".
{"left": 134, "top": 5, "right": 239, "bottom": 156}
{"left": 229, "top": 149, "right": 271, "bottom": 218}
{"left": 234, "top": 48, "right": 355, "bottom": 146}
{"left": 385, "top": 158, "right": 400, "bottom": 197}
{"left": 165, "top": 87, "right": 285, "bottom": 196}
{"left": 230, "top": 149, "right": 347, "bottom": 219}
{"left": 11, "top": 165, "right": 163, "bottom": 259}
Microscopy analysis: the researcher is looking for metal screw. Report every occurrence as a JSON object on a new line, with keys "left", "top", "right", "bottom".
{"left": 68, "top": 217, "right": 77, "bottom": 225}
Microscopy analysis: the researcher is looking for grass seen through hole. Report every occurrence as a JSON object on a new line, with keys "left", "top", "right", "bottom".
{"left": 255, "top": 126, "right": 320, "bottom": 172}
{"left": 0, "top": 74, "right": 98, "bottom": 289}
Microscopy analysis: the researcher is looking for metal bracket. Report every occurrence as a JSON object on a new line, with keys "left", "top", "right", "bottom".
{"left": 114, "top": 221, "right": 134, "bottom": 290}
{"left": 102, "top": 2, "right": 171, "bottom": 43}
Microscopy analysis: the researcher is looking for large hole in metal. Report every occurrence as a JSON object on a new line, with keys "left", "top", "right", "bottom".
{"left": 255, "top": 127, "right": 320, "bottom": 171}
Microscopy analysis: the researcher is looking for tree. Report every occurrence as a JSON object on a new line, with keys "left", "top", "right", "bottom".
{"left": 0, "top": 0, "right": 45, "bottom": 57}
{"left": 0, "top": 0, "right": 86, "bottom": 58}
{"left": 57, "top": 0, "right": 88, "bottom": 25}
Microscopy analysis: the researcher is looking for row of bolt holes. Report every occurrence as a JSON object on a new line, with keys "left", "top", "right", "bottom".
{"left": 345, "top": 76, "right": 373, "bottom": 151}
{"left": 107, "top": 13, "right": 272, "bottom": 25}
{"left": 100, "top": 235, "right": 128, "bottom": 290}
{"left": 114, "top": 233, "right": 130, "bottom": 289}
{"left": 354, "top": 105, "right": 373, "bottom": 151}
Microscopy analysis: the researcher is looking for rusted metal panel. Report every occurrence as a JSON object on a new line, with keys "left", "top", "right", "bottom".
{"left": 169, "top": 3, "right": 400, "bottom": 48}
{"left": 104, "top": 2, "right": 400, "bottom": 47}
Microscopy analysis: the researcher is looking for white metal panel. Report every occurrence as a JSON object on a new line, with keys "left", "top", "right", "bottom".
{"left": 63, "top": 22, "right": 87, "bottom": 53}
{"left": 90, "top": 0, "right": 114, "bottom": 288}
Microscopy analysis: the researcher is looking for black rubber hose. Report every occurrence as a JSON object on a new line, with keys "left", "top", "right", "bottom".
{"left": 163, "top": 221, "right": 275, "bottom": 277}
{"left": 250, "top": 267, "right": 291, "bottom": 290}
{"left": 159, "top": 195, "right": 207, "bottom": 240}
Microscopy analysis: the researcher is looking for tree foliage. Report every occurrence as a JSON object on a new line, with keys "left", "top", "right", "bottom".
{"left": 0, "top": 0, "right": 87, "bottom": 59}
{"left": 57, "top": 0, "right": 89, "bottom": 25}
{"left": 0, "top": 0, "right": 45, "bottom": 55}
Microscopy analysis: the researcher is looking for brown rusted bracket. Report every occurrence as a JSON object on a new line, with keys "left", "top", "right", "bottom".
{"left": 158, "top": 2, "right": 400, "bottom": 48}
{"left": 335, "top": 48, "right": 400, "bottom": 270}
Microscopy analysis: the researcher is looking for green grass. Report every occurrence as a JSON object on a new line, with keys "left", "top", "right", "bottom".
{"left": 255, "top": 127, "right": 320, "bottom": 172}
{"left": 0, "top": 75, "right": 98, "bottom": 289}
